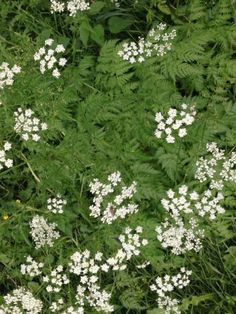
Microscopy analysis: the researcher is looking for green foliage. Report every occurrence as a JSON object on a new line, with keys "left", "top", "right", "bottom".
{"left": 0, "top": 0, "right": 236, "bottom": 313}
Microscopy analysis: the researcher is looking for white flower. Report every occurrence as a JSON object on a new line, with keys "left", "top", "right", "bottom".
{"left": 150, "top": 268, "right": 191, "bottom": 314}
{"left": 43, "top": 265, "right": 69, "bottom": 293}
{"left": 21, "top": 256, "right": 44, "bottom": 277}
{"left": 47, "top": 194, "right": 67, "bottom": 214}
{"left": 52, "top": 68, "right": 61, "bottom": 78}
{"left": 34, "top": 40, "right": 67, "bottom": 78}
{"left": 45, "top": 38, "right": 54, "bottom": 46}
{"left": 14, "top": 108, "right": 47, "bottom": 142}
{"left": 154, "top": 104, "right": 196, "bottom": 143}
{"left": 118, "top": 24, "right": 176, "bottom": 63}
{"left": 178, "top": 128, "right": 187, "bottom": 137}
{"left": 0, "top": 62, "right": 21, "bottom": 89}
{"left": 29, "top": 215, "right": 60, "bottom": 249}
{"left": 59, "top": 57, "right": 67, "bottom": 66}
{"left": 0, "top": 142, "right": 13, "bottom": 170}
{"left": 195, "top": 142, "right": 236, "bottom": 190}
{"left": 89, "top": 172, "right": 138, "bottom": 224}
{"left": 67, "top": 0, "right": 90, "bottom": 16}
{"left": 0, "top": 287, "right": 43, "bottom": 313}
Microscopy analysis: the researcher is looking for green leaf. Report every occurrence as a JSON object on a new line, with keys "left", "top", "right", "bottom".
{"left": 158, "top": 3, "right": 171, "bottom": 15}
{"left": 181, "top": 294, "right": 214, "bottom": 310}
{"left": 108, "top": 16, "right": 134, "bottom": 34}
{"left": 91, "top": 24, "right": 104, "bottom": 46}
{"left": 89, "top": 1, "right": 105, "bottom": 15}
{"left": 79, "top": 20, "right": 91, "bottom": 46}
{"left": 147, "top": 308, "right": 165, "bottom": 314}
{"left": 27, "top": 281, "right": 40, "bottom": 292}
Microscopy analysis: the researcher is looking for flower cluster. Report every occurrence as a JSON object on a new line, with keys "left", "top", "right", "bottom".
{"left": 50, "top": 0, "right": 90, "bottom": 16}
{"left": 101, "top": 226, "right": 148, "bottom": 272}
{"left": 156, "top": 217, "right": 203, "bottom": 255}
{"left": 0, "top": 142, "right": 13, "bottom": 170}
{"left": 43, "top": 265, "right": 70, "bottom": 293}
{"left": 34, "top": 38, "right": 67, "bottom": 78}
{"left": 150, "top": 268, "right": 192, "bottom": 314}
{"left": 162, "top": 185, "right": 224, "bottom": 221}
{"left": 0, "top": 287, "right": 43, "bottom": 314}
{"left": 29, "top": 215, "right": 60, "bottom": 249}
{"left": 20, "top": 256, "right": 44, "bottom": 277}
{"left": 47, "top": 194, "right": 67, "bottom": 214}
{"left": 89, "top": 171, "right": 138, "bottom": 224}
{"left": 14, "top": 108, "right": 48, "bottom": 142}
{"left": 154, "top": 104, "right": 196, "bottom": 143}
{"left": 68, "top": 227, "right": 147, "bottom": 312}
{"left": 118, "top": 23, "right": 176, "bottom": 63}
{"left": 156, "top": 185, "right": 224, "bottom": 254}
{"left": 50, "top": 298, "right": 64, "bottom": 313}
{"left": 69, "top": 250, "right": 113, "bottom": 312}
{"left": 195, "top": 142, "right": 236, "bottom": 190}
{"left": 0, "top": 62, "right": 21, "bottom": 89}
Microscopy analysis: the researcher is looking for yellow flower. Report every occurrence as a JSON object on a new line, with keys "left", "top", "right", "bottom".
{"left": 2, "top": 214, "right": 9, "bottom": 220}
{"left": 16, "top": 199, "right": 21, "bottom": 204}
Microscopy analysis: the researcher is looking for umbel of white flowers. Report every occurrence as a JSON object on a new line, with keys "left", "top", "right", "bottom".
{"left": 34, "top": 38, "right": 67, "bottom": 78}
{"left": 89, "top": 171, "right": 138, "bottom": 224}
{"left": 50, "top": 0, "right": 90, "bottom": 16}
{"left": 118, "top": 23, "right": 176, "bottom": 63}
{"left": 0, "top": 142, "right": 13, "bottom": 170}
{"left": 154, "top": 104, "right": 196, "bottom": 143}
{"left": 14, "top": 108, "right": 48, "bottom": 142}
{"left": 0, "top": 62, "right": 21, "bottom": 89}
{"left": 47, "top": 194, "right": 67, "bottom": 214}
{"left": 0, "top": 287, "right": 43, "bottom": 314}
{"left": 155, "top": 185, "right": 225, "bottom": 255}
{"left": 195, "top": 142, "right": 236, "bottom": 190}
{"left": 29, "top": 215, "right": 60, "bottom": 249}
{"left": 150, "top": 267, "right": 192, "bottom": 314}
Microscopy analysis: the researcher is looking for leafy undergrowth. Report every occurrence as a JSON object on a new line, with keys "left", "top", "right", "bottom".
{"left": 0, "top": 0, "right": 236, "bottom": 313}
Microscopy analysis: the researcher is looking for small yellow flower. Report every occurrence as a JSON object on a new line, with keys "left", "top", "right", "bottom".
{"left": 16, "top": 199, "right": 21, "bottom": 204}
{"left": 2, "top": 214, "right": 9, "bottom": 220}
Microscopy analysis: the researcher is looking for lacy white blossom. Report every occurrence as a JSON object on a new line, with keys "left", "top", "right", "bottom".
{"left": 69, "top": 249, "right": 113, "bottom": 312}
{"left": 156, "top": 185, "right": 225, "bottom": 254}
{"left": 118, "top": 23, "right": 176, "bottom": 63}
{"left": 0, "top": 62, "right": 21, "bottom": 89}
{"left": 34, "top": 39, "right": 67, "bottom": 78}
{"left": 50, "top": 0, "right": 90, "bottom": 15}
{"left": 29, "top": 215, "right": 60, "bottom": 249}
{"left": 0, "top": 141, "right": 13, "bottom": 170}
{"left": 195, "top": 142, "right": 236, "bottom": 190}
{"left": 20, "top": 256, "right": 44, "bottom": 277}
{"left": 156, "top": 217, "right": 204, "bottom": 255}
{"left": 14, "top": 108, "right": 48, "bottom": 142}
{"left": 101, "top": 226, "right": 148, "bottom": 272}
{"left": 50, "top": 0, "right": 65, "bottom": 13}
{"left": 68, "top": 227, "right": 147, "bottom": 312}
{"left": 50, "top": 298, "right": 64, "bottom": 313}
{"left": 154, "top": 104, "right": 196, "bottom": 143}
{"left": 43, "top": 265, "right": 69, "bottom": 293}
{"left": 150, "top": 268, "right": 192, "bottom": 314}
{"left": 47, "top": 194, "right": 67, "bottom": 214}
{"left": 67, "top": 0, "right": 90, "bottom": 15}
{"left": 0, "top": 287, "right": 43, "bottom": 314}
{"left": 89, "top": 171, "right": 138, "bottom": 224}
{"left": 162, "top": 185, "right": 225, "bottom": 221}
{"left": 195, "top": 189, "right": 224, "bottom": 220}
